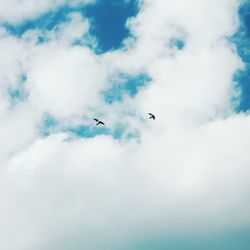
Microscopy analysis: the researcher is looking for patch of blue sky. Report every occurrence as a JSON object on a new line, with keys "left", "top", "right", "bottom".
{"left": 65, "top": 125, "right": 126, "bottom": 140}
{"left": 72, "top": 32, "right": 98, "bottom": 50}
{"left": 40, "top": 114, "right": 59, "bottom": 136}
{"left": 8, "top": 74, "right": 28, "bottom": 106}
{"left": 9, "top": 89, "right": 22, "bottom": 100}
{"left": 67, "top": 125, "right": 109, "bottom": 138}
{"left": 169, "top": 38, "right": 185, "bottom": 50}
{"left": 231, "top": 1, "right": 250, "bottom": 112}
{"left": 40, "top": 114, "right": 126, "bottom": 139}
{"left": 104, "top": 73, "right": 151, "bottom": 104}
{"left": 82, "top": 0, "right": 139, "bottom": 52}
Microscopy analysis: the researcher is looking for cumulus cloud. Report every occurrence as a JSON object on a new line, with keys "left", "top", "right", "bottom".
{"left": 0, "top": 0, "right": 249, "bottom": 249}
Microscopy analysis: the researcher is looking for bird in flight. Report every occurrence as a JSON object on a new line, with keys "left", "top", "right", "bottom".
{"left": 93, "top": 118, "right": 105, "bottom": 126}
{"left": 148, "top": 113, "right": 155, "bottom": 120}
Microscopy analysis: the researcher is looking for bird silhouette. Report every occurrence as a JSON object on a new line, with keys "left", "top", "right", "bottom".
{"left": 148, "top": 113, "right": 155, "bottom": 120}
{"left": 93, "top": 118, "right": 105, "bottom": 126}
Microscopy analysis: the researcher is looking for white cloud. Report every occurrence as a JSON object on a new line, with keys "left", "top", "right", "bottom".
{"left": 0, "top": 0, "right": 249, "bottom": 249}
{"left": 27, "top": 46, "right": 106, "bottom": 119}
{"left": 0, "top": 0, "right": 96, "bottom": 24}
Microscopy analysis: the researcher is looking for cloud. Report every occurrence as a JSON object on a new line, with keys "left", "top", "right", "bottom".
{"left": 0, "top": 0, "right": 249, "bottom": 249}
{"left": 0, "top": 0, "right": 95, "bottom": 24}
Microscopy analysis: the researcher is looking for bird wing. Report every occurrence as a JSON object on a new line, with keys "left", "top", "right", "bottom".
{"left": 100, "top": 121, "right": 105, "bottom": 125}
{"left": 148, "top": 113, "right": 153, "bottom": 116}
{"left": 93, "top": 118, "right": 99, "bottom": 122}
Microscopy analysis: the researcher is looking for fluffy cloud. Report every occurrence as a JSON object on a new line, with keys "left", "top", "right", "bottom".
{"left": 0, "top": 0, "right": 249, "bottom": 249}
{"left": 0, "top": 0, "right": 95, "bottom": 24}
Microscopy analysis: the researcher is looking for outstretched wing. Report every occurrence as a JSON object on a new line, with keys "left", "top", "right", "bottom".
{"left": 148, "top": 113, "right": 153, "bottom": 116}
{"left": 100, "top": 121, "right": 105, "bottom": 125}
{"left": 93, "top": 118, "right": 99, "bottom": 122}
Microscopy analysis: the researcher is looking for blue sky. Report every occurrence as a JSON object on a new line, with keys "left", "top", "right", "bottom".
{"left": 103, "top": 73, "right": 151, "bottom": 104}
{"left": 0, "top": 0, "right": 250, "bottom": 249}
{"left": 83, "top": 0, "right": 139, "bottom": 52}
{"left": 4, "top": 0, "right": 139, "bottom": 52}
{"left": 232, "top": 1, "right": 250, "bottom": 112}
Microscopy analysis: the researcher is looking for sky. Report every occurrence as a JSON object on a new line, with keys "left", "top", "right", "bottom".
{"left": 0, "top": 0, "right": 250, "bottom": 249}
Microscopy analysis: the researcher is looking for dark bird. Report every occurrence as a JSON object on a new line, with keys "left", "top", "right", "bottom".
{"left": 93, "top": 118, "right": 105, "bottom": 126}
{"left": 148, "top": 113, "right": 155, "bottom": 120}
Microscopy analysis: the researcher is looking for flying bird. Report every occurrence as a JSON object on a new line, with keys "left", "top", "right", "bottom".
{"left": 93, "top": 118, "right": 105, "bottom": 126}
{"left": 148, "top": 113, "right": 155, "bottom": 120}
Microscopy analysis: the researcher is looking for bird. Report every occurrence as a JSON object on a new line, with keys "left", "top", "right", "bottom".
{"left": 93, "top": 118, "right": 105, "bottom": 126}
{"left": 148, "top": 113, "right": 155, "bottom": 120}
